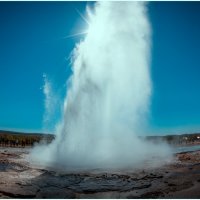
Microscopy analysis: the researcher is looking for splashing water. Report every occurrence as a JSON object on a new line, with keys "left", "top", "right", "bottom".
{"left": 31, "top": 2, "right": 172, "bottom": 170}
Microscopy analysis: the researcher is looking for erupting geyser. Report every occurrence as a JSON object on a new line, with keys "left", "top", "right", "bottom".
{"left": 31, "top": 2, "right": 172, "bottom": 170}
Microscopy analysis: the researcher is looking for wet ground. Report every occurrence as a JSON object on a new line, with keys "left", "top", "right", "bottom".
{"left": 0, "top": 147, "right": 200, "bottom": 198}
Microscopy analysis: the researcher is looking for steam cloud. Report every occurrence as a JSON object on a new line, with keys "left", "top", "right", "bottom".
{"left": 31, "top": 2, "right": 172, "bottom": 170}
{"left": 43, "top": 73, "right": 54, "bottom": 128}
{"left": 42, "top": 73, "right": 61, "bottom": 132}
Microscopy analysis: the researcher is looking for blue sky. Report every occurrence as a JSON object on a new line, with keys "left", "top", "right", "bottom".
{"left": 0, "top": 2, "right": 200, "bottom": 135}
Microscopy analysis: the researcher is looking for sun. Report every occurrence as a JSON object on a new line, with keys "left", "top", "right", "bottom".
{"left": 63, "top": 8, "right": 90, "bottom": 39}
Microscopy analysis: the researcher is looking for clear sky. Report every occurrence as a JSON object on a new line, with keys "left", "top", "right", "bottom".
{"left": 0, "top": 2, "right": 200, "bottom": 135}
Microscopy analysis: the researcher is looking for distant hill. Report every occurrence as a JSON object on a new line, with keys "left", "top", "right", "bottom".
{"left": 0, "top": 129, "right": 55, "bottom": 147}
{"left": 145, "top": 133, "right": 200, "bottom": 145}
{"left": 0, "top": 129, "right": 200, "bottom": 147}
{"left": 0, "top": 129, "right": 54, "bottom": 137}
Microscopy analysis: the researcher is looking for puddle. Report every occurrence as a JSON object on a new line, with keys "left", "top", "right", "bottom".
{"left": 0, "top": 163, "right": 13, "bottom": 171}
{"left": 0, "top": 162, "right": 28, "bottom": 172}
{"left": 174, "top": 145, "right": 200, "bottom": 154}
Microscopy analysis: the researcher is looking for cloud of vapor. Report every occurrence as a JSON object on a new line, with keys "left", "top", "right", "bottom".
{"left": 32, "top": 2, "right": 172, "bottom": 170}
{"left": 43, "top": 74, "right": 52, "bottom": 125}
{"left": 42, "top": 73, "right": 61, "bottom": 132}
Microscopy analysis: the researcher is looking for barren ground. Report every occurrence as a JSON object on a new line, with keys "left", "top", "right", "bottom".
{"left": 0, "top": 147, "right": 200, "bottom": 198}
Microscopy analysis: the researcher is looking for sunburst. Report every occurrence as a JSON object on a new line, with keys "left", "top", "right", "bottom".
{"left": 63, "top": 8, "right": 90, "bottom": 40}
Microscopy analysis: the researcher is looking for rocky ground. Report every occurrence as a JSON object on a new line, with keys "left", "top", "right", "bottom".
{"left": 0, "top": 147, "right": 200, "bottom": 199}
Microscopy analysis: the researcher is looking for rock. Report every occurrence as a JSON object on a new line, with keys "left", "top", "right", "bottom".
{"left": 141, "top": 191, "right": 164, "bottom": 198}
{"left": 32, "top": 172, "right": 83, "bottom": 188}
{"left": 36, "top": 187, "right": 75, "bottom": 198}
{"left": 0, "top": 185, "right": 38, "bottom": 198}
{"left": 127, "top": 195, "right": 140, "bottom": 198}
{"left": 69, "top": 176, "right": 151, "bottom": 193}
{"left": 168, "top": 183, "right": 176, "bottom": 187}
{"left": 164, "top": 181, "right": 168, "bottom": 184}
{"left": 189, "top": 167, "right": 193, "bottom": 170}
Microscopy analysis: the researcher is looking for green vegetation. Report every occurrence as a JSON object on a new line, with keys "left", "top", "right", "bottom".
{"left": 0, "top": 130, "right": 55, "bottom": 147}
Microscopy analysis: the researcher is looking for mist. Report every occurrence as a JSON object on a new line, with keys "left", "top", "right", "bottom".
{"left": 42, "top": 73, "right": 54, "bottom": 130}
{"left": 31, "top": 2, "right": 172, "bottom": 170}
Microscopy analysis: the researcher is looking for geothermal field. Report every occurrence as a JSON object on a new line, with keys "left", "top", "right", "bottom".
{"left": 0, "top": 142, "right": 200, "bottom": 198}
